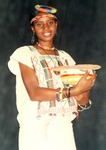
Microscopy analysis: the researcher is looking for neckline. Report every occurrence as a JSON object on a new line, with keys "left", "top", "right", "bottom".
{"left": 31, "top": 45, "right": 60, "bottom": 57}
{"left": 36, "top": 42, "right": 55, "bottom": 51}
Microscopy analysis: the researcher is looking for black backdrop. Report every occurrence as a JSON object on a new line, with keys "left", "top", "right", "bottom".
{"left": 0, "top": 0, "right": 106, "bottom": 150}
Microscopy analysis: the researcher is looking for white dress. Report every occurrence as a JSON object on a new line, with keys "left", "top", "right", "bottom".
{"left": 8, "top": 46, "right": 78, "bottom": 150}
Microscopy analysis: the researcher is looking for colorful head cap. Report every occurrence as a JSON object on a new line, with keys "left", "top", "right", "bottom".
{"left": 35, "top": 4, "right": 57, "bottom": 13}
{"left": 30, "top": 4, "right": 57, "bottom": 24}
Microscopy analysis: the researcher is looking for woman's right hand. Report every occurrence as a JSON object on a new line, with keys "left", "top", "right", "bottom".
{"left": 73, "top": 70, "right": 97, "bottom": 95}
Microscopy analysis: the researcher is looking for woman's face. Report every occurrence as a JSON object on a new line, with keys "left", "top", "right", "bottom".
{"left": 31, "top": 12, "right": 57, "bottom": 43}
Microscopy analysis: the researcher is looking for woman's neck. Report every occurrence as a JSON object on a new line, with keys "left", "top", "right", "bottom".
{"left": 36, "top": 41, "right": 55, "bottom": 51}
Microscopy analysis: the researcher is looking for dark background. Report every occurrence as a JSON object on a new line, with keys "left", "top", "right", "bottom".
{"left": 0, "top": 0, "right": 106, "bottom": 150}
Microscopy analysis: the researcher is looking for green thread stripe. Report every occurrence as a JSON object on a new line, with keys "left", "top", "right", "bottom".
{"left": 57, "top": 60, "right": 63, "bottom": 66}
{"left": 40, "top": 59, "right": 54, "bottom": 107}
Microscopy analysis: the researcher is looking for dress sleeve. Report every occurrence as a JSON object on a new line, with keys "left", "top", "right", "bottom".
{"left": 8, "top": 46, "right": 33, "bottom": 75}
{"left": 59, "top": 50, "right": 76, "bottom": 65}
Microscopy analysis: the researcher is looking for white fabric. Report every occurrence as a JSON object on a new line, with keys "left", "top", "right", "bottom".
{"left": 19, "top": 115, "right": 76, "bottom": 150}
{"left": 8, "top": 45, "right": 77, "bottom": 150}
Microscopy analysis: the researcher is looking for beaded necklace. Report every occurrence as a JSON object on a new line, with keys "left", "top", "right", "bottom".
{"left": 36, "top": 42, "right": 55, "bottom": 51}
{"left": 36, "top": 42, "right": 60, "bottom": 67}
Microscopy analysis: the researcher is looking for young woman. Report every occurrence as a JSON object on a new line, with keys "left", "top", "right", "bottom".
{"left": 8, "top": 4, "right": 96, "bottom": 150}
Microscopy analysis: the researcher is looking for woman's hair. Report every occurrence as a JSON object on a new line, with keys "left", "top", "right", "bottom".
{"left": 29, "top": 8, "right": 38, "bottom": 26}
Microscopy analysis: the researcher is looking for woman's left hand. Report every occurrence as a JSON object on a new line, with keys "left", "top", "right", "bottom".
{"left": 74, "top": 91, "right": 90, "bottom": 105}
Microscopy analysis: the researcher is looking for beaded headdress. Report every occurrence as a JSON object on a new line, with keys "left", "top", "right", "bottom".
{"left": 30, "top": 4, "right": 57, "bottom": 24}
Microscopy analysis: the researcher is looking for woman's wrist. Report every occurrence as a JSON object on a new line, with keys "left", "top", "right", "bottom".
{"left": 78, "top": 100, "right": 92, "bottom": 112}
{"left": 56, "top": 87, "right": 74, "bottom": 101}
{"left": 69, "top": 86, "right": 81, "bottom": 96}
{"left": 55, "top": 86, "right": 86, "bottom": 102}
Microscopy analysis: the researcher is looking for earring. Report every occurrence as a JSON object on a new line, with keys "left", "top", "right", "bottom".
{"left": 31, "top": 31, "right": 35, "bottom": 44}
{"left": 54, "top": 31, "right": 59, "bottom": 42}
{"left": 55, "top": 30, "right": 59, "bottom": 41}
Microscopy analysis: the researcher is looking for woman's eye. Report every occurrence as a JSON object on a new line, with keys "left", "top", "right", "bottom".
{"left": 35, "top": 20, "right": 55, "bottom": 27}
{"left": 48, "top": 20, "right": 54, "bottom": 25}
{"left": 36, "top": 23, "right": 43, "bottom": 27}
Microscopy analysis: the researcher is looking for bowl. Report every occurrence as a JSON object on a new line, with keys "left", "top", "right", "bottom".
{"left": 52, "top": 64, "right": 101, "bottom": 86}
{"left": 60, "top": 69, "right": 93, "bottom": 86}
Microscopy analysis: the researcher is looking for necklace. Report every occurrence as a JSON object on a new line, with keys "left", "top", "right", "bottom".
{"left": 37, "top": 44, "right": 60, "bottom": 67}
{"left": 36, "top": 42, "right": 55, "bottom": 51}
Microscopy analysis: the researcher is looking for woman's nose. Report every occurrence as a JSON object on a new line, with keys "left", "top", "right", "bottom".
{"left": 43, "top": 23, "right": 49, "bottom": 29}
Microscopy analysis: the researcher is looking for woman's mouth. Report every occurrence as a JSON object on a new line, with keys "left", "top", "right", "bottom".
{"left": 43, "top": 32, "right": 51, "bottom": 37}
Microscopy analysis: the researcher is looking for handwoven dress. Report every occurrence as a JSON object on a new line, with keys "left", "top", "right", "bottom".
{"left": 8, "top": 46, "right": 78, "bottom": 150}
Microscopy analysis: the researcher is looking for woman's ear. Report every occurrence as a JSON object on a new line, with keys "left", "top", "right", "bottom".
{"left": 31, "top": 26, "right": 34, "bottom": 32}
{"left": 56, "top": 21, "right": 58, "bottom": 27}
{"left": 56, "top": 22, "right": 58, "bottom": 31}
